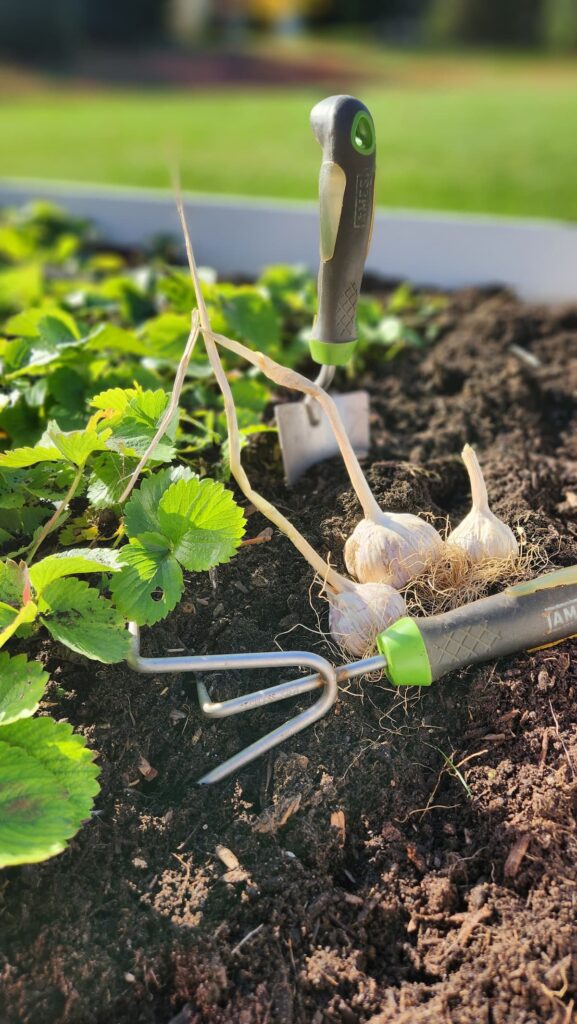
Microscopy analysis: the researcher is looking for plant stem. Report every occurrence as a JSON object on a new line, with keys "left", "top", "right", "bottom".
{"left": 462, "top": 444, "right": 489, "bottom": 512}
{"left": 27, "top": 463, "right": 84, "bottom": 563}
{"left": 175, "top": 195, "right": 351, "bottom": 595}
{"left": 118, "top": 310, "right": 201, "bottom": 503}
{"left": 208, "top": 329, "right": 382, "bottom": 522}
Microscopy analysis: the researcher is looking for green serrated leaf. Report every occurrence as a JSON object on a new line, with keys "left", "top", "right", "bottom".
{"left": 158, "top": 477, "right": 245, "bottom": 571}
{"left": 91, "top": 388, "right": 176, "bottom": 460}
{"left": 110, "top": 536, "right": 183, "bottom": 626}
{"left": 220, "top": 285, "right": 281, "bottom": 354}
{"left": 0, "top": 744, "right": 72, "bottom": 867}
{"left": 0, "top": 560, "right": 26, "bottom": 607}
{"left": 86, "top": 324, "right": 147, "bottom": 356}
{"left": 0, "top": 600, "right": 38, "bottom": 648}
{"left": 38, "top": 578, "right": 130, "bottom": 663}
{"left": 111, "top": 393, "right": 176, "bottom": 460}
{"left": 0, "top": 717, "right": 99, "bottom": 867}
{"left": 123, "top": 467, "right": 198, "bottom": 538}
{"left": 46, "top": 424, "right": 110, "bottom": 467}
{"left": 4, "top": 305, "right": 79, "bottom": 340}
{"left": 0, "top": 445, "right": 63, "bottom": 469}
{"left": 0, "top": 652, "right": 48, "bottom": 725}
{"left": 0, "top": 263, "right": 42, "bottom": 314}
{"left": 87, "top": 452, "right": 139, "bottom": 509}
{"left": 90, "top": 387, "right": 132, "bottom": 414}
{"left": 29, "top": 548, "right": 122, "bottom": 595}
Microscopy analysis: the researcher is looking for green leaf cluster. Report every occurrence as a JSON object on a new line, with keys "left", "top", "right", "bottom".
{"left": 111, "top": 468, "right": 245, "bottom": 624}
{"left": 0, "top": 549, "right": 129, "bottom": 662}
{"left": 0, "top": 650, "right": 100, "bottom": 868}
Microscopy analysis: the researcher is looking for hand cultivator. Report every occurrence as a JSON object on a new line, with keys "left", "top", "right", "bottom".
{"left": 127, "top": 94, "right": 577, "bottom": 785}
{"left": 130, "top": 566, "right": 577, "bottom": 783}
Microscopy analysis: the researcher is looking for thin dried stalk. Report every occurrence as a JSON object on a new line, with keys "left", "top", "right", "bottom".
{"left": 118, "top": 310, "right": 201, "bottom": 503}
{"left": 205, "top": 328, "right": 381, "bottom": 522}
{"left": 174, "top": 194, "right": 351, "bottom": 595}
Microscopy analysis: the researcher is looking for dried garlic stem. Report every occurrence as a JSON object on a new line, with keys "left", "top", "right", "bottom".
{"left": 119, "top": 310, "right": 201, "bottom": 503}
{"left": 206, "top": 329, "right": 381, "bottom": 522}
{"left": 175, "top": 196, "right": 351, "bottom": 595}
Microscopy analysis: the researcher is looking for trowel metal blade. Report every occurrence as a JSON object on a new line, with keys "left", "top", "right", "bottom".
{"left": 275, "top": 391, "right": 370, "bottom": 485}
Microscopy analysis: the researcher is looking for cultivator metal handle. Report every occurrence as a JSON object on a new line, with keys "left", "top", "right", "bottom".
{"left": 376, "top": 565, "right": 577, "bottom": 686}
{"left": 309, "top": 94, "right": 376, "bottom": 367}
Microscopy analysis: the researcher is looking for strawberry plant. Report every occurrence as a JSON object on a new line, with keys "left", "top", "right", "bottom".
{"left": 0, "top": 199, "right": 442, "bottom": 866}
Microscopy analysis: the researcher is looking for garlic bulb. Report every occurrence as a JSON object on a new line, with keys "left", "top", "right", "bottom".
{"left": 447, "top": 444, "right": 518, "bottom": 562}
{"left": 344, "top": 512, "right": 445, "bottom": 589}
{"left": 328, "top": 581, "right": 407, "bottom": 658}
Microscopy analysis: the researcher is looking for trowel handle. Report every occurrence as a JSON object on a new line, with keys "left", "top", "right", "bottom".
{"left": 309, "top": 95, "right": 376, "bottom": 367}
{"left": 376, "top": 566, "right": 577, "bottom": 686}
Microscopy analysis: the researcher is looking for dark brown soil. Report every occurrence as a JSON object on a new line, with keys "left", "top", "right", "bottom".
{"left": 1, "top": 287, "right": 577, "bottom": 1024}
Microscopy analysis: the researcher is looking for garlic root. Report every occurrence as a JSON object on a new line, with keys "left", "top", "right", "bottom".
{"left": 447, "top": 444, "right": 519, "bottom": 562}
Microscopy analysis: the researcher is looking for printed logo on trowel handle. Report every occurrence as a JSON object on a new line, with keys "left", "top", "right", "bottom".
{"left": 543, "top": 597, "right": 577, "bottom": 633}
{"left": 354, "top": 172, "right": 374, "bottom": 229}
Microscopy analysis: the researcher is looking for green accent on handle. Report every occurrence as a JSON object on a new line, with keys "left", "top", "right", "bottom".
{"left": 376, "top": 617, "right": 433, "bottom": 687}
{"left": 309, "top": 338, "right": 357, "bottom": 366}
{"left": 350, "top": 111, "right": 376, "bottom": 155}
{"left": 506, "top": 565, "right": 577, "bottom": 598}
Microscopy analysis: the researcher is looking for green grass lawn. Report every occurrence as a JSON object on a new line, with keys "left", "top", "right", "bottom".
{"left": 2, "top": 45, "right": 577, "bottom": 220}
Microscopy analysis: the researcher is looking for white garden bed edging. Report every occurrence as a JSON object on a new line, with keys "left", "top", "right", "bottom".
{"left": 1, "top": 178, "right": 576, "bottom": 304}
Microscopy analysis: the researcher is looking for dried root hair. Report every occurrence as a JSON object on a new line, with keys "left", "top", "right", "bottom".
{"left": 402, "top": 529, "right": 552, "bottom": 618}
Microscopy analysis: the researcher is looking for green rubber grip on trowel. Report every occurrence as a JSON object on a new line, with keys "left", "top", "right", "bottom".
{"left": 309, "top": 95, "right": 376, "bottom": 366}
{"left": 376, "top": 565, "right": 577, "bottom": 686}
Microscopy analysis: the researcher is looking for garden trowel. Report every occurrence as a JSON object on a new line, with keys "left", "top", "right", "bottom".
{"left": 276, "top": 94, "right": 376, "bottom": 484}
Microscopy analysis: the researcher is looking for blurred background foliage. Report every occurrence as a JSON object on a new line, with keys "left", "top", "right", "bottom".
{"left": 1, "top": 0, "right": 577, "bottom": 60}
{"left": 1, "top": 0, "right": 577, "bottom": 220}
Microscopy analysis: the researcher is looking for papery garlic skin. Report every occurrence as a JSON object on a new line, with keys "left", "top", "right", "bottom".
{"left": 328, "top": 581, "right": 407, "bottom": 658}
{"left": 344, "top": 513, "right": 445, "bottom": 589}
{"left": 447, "top": 444, "right": 519, "bottom": 562}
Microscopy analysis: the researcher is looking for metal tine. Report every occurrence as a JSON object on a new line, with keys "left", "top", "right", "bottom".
{"left": 196, "top": 673, "right": 325, "bottom": 718}
{"left": 196, "top": 654, "right": 387, "bottom": 783}
{"left": 198, "top": 653, "right": 387, "bottom": 718}
{"left": 127, "top": 624, "right": 340, "bottom": 784}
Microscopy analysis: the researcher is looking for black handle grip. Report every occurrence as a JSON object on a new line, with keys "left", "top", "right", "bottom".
{"left": 377, "top": 566, "right": 577, "bottom": 686}
{"left": 309, "top": 95, "right": 376, "bottom": 366}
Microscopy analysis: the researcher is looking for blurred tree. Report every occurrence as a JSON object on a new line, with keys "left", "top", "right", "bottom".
{"left": 83, "top": 0, "right": 168, "bottom": 44}
{"left": 425, "top": 0, "right": 542, "bottom": 45}
{"left": 0, "top": 0, "right": 82, "bottom": 62}
{"left": 541, "top": 0, "right": 577, "bottom": 50}
{"left": 312, "top": 0, "right": 431, "bottom": 42}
